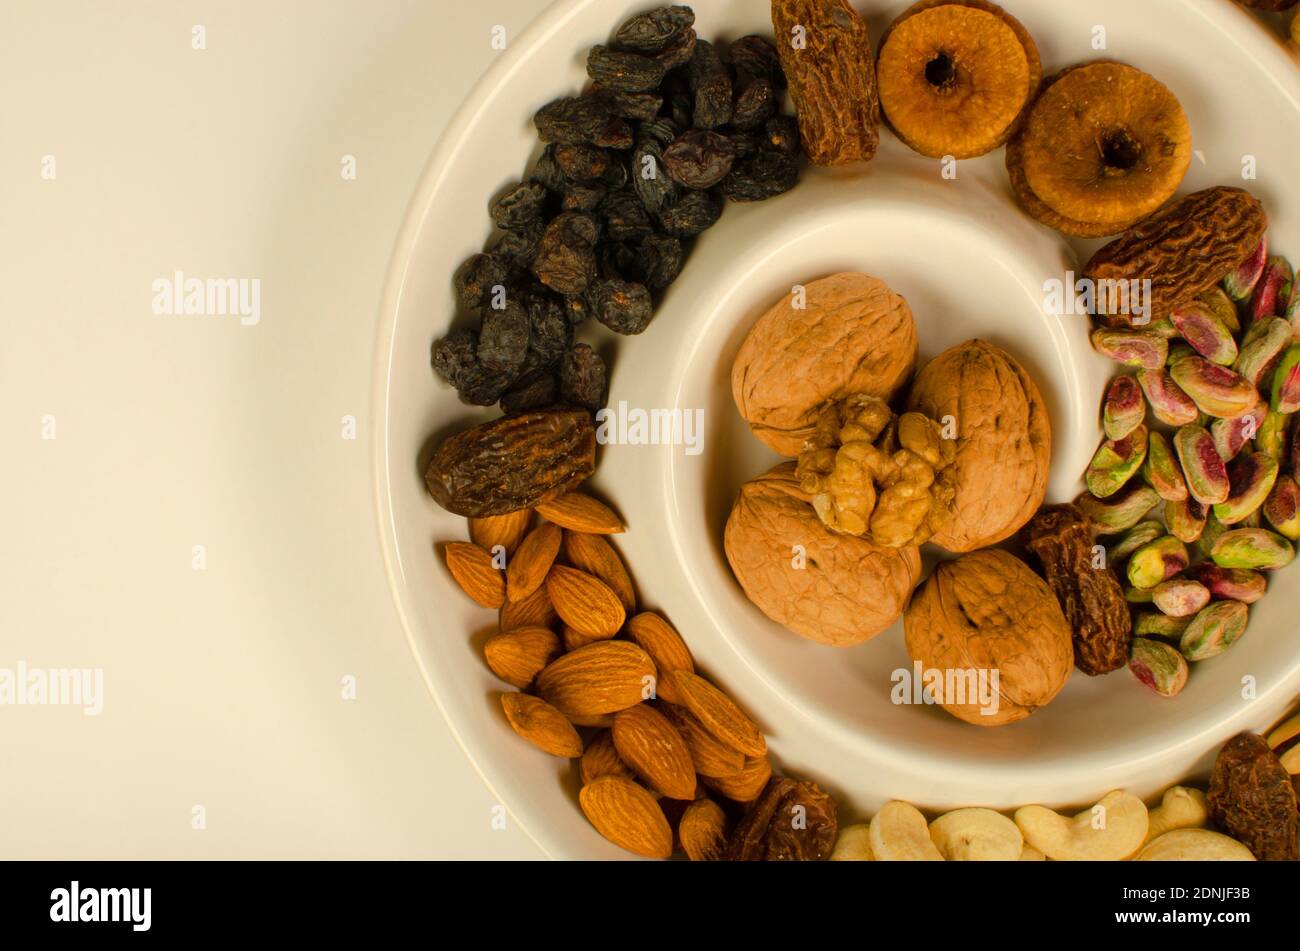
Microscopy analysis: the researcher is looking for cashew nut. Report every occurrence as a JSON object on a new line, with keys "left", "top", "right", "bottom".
{"left": 869, "top": 801, "right": 944, "bottom": 861}
{"left": 928, "top": 808, "right": 1023, "bottom": 861}
{"left": 1014, "top": 790, "right": 1149, "bottom": 861}
{"left": 1019, "top": 845, "right": 1046, "bottom": 861}
{"left": 1143, "top": 786, "right": 1208, "bottom": 844}
{"left": 1137, "top": 828, "right": 1255, "bottom": 861}
{"left": 830, "top": 823, "right": 875, "bottom": 861}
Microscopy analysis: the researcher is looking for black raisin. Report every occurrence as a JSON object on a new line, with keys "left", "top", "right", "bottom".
{"left": 562, "top": 184, "right": 607, "bottom": 213}
{"left": 491, "top": 222, "right": 544, "bottom": 269}
{"left": 762, "top": 115, "right": 801, "bottom": 156}
{"left": 530, "top": 145, "right": 569, "bottom": 193}
{"left": 534, "top": 95, "right": 613, "bottom": 144}
{"left": 688, "top": 40, "right": 733, "bottom": 129}
{"left": 561, "top": 293, "right": 590, "bottom": 326}
{"left": 524, "top": 288, "right": 572, "bottom": 364}
{"left": 587, "top": 46, "right": 667, "bottom": 93}
{"left": 489, "top": 182, "right": 548, "bottom": 230}
{"left": 590, "top": 278, "right": 653, "bottom": 335}
{"left": 660, "top": 189, "right": 722, "bottom": 237}
{"left": 432, "top": 328, "right": 479, "bottom": 389}
{"left": 597, "top": 89, "right": 663, "bottom": 121}
{"left": 591, "top": 115, "right": 635, "bottom": 150}
{"left": 653, "top": 27, "right": 697, "bottom": 71}
{"left": 732, "top": 77, "right": 777, "bottom": 131}
{"left": 555, "top": 144, "right": 610, "bottom": 182}
{"left": 728, "top": 35, "right": 783, "bottom": 85}
{"left": 600, "top": 156, "right": 630, "bottom": 191}
{"left": 531, "top": 212, "right": 599, "bottom": 295}
{"left": 663, "top": 130, "right": 735, "bottom": 189}
{"left": 599, "top": 190, "right": 654, "bottom": 242}
{"left": 638, "top": 117, "right": 679, "bottom": 148}
{"left": 560, "top": 343, "right": 609, "bottom": 412}
{"left": 599, "top": 241, "right": 641, "bottom": 281}
{"left": 632, "top": 141, "right": 677, "bottom": 216}
{"left": 639, "top": 234, "right": 685, "bottom": 290}
{"left": 477, "top": 299, "right": 530, "bottom": 373}
{"left": 726, "top": 130, "right": 760, "bottom": 159}
{"left": 612, "top": 5, "right": 695, "bottom": 52}
{"left": 722, "top": 150, "right": 800, "bottom": 202}
{"left": 500, "top": 368, "right": 559, "bottom": 414}
{"left": 453, "top": 253, "right": 510, "bottom": 311}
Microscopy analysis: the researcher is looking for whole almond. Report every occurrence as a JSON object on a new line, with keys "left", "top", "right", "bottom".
{"left": 536, "top": 491, "right": 624, "bottom": 534}
{"left": 580, "top": 731, "right": 634, "bottom": 785}
{"left": 546, "top": 564, "right": 626, "bottom": 637}
{"left": 469, "top": 509, "right": 531, "bottom": 558}
{"left": 612, "top": 704, "right": 696, "bottom": 800}
{"left": 483, "top": 627, "right": 561, "bottom": 689}
{"left": 660, "top": 703, "right": 745, "bottom": 778}
{"left": 703, "top": 755, "right": 772, "bottom": 803}
{"left": 627, "top": 612, "right": 694, "bottom": 703}
{"left": 563, "top": 623, "right": 615, "bottom": 652}
{"left": 563, "top": 531, "right": 636, "bottom": 613}
{"left": 500, "top": 693, "right": 583, "bottom": 758}
{"left": 579, "top": 776, "right": 672, "bottom": 859}
{"left": 507, "top": 522, "right": 562, "bottom": 602}
{"left": 537, "top": 641, "right": 655, "bottom": 717}
{"left": 499, "top": 583, "right": 558, "bottom": 631}
{"left": 679, "top": 798, "right": 728, "bottom": 861}
{"left": 566, "top": 710, "right": 616, "bottom": 728}
{"left": 444, "top": 542, "right": 505, "bottom": 608}
{"left": 672, "top": 670, "right": 766, "bottom": 758}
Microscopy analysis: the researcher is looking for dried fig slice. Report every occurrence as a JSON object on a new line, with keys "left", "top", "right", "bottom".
{"left": 1020, "top": 62, "right": 1191, "bottom": 228}
{"left": 1007, "top": 123, "right": 1131, "bottom": 239}
{"left": 876, "top": 4, "right": 1032, "bottom": 159}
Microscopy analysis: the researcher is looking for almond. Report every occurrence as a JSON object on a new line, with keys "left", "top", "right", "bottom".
{"left": 566, "top": 710, "right": 616, "bottom": 728}
{"left": 443, "top": 542, "right": 505, "bottom": 608}
{"left": 536, "top": 491, "right": 624, "bottom": 534}
{"left": 563, "top": 623, "right": 615, "bottom": 652}
{"left": 579, "top": 776, "right": 672, "bottom": 859}
{"left": 563, "top": 531, "right": 636, "bottom": 613}
{"left": 679, "top": 798, "right": 728, "bottom": 861}
{"left": 580, "top": 731, "right": 634, "bottom": 785}
{"left": 660, "top": 703, "right": 745, "bottom": 778}
{"left": 546, "top": 564, "right": 626, "bottom": 637}
{"left": 499, "top": 583, "right": 558, "bottom": 631}
{"left": 469, "top": 509, "right": 532, "bottom": 558}
{"left": 506, "top": 522, "right": 562, "bottom": 602}
{"left": 483, "top": 627, "right": 561, "bottom": 689}
{"left": 500, "top": 693, "right": 583, "bottom": 758}
{"left": 703, "top": 755, "right": 772, "bottom": 803}
{"left": 536, "top": 640, "right": 655, "bottom": 717}
{"left": 612, "top": 704, "right": 696, "bottom": 800}
{"left": 627, "top": 612, "right": 694, "bottom": 704}
{"left": 671, "top": 670, "right": 766, "bottom": 758}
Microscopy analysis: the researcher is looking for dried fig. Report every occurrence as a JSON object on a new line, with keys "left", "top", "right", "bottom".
{"left": 904, "top": 549, "right": 1074, "bottom": 726}
{"left": 732, "top": 273, "right": 917, "bottom": 456}
{"left": 725, "top": 463, "right": 922, "bottom": 647}
{"left": 1207, "top": 732, "right": 1299, "bottom": 862}
{"left": 906, "top": 340, "right": 1051, "bottom": 551}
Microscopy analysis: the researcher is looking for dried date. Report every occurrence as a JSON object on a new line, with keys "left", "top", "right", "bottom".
{"left": 1208, "top": 732, "right": 1299, "bottom": 861}
{"left": 1021, "top": 504, "right": 1132, "bottom": 675}
{"left": 425, "top": 409, "right": 596, "bottom": 517}
{"left": 771, "top": 0, "right": 880, "bottom": 165}
{"left": 724, "top": 777, "right": 838, "bottom": 861}
{"left": 1084, "top": 187, "right": 1268, "bottom": 327}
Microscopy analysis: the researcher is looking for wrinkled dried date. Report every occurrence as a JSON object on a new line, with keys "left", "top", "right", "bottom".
{"left": 426, "top": 409, "right": 596, "bottom": 517}
{"left": 771, "top": 0, "right": 880, "bottom": 165}
{"left": 1021, "top": 504, "right": 1133, "bottom": 675}
{"left": 1207, "top": 732, "right": 1299, "bottom": 861}
{"left": 723, "top": 777, "right": 838, "bottom": 861}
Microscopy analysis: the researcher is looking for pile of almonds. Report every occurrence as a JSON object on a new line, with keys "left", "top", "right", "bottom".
{"left": 443, "top": 488, "right": 835, "bottom": 859}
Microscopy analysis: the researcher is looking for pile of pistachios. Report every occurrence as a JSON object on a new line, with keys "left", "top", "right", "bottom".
{"left": 1083, "top": 240, "right": 1299, "bottom": 698}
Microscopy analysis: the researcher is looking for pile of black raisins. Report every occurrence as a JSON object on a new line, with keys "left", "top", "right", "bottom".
{"left": 433, "top": 4, "right": 803, "bottom": 413}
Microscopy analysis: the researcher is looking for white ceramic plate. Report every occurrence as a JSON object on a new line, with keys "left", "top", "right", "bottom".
{"left": 374, "top": 0, "right": 1300, "bottom": 859}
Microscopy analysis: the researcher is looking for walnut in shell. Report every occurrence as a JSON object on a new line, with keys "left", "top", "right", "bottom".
{"left": 731, "top": 273, "right": 918, "bottom": 457}
{"left": 724, "top": 463, "right": 923, "bottom": 647}
{"left": 904, "top": 549, "right": 1073, "bottom": 726}
{"left": 906, "top": 339, "right": 1051, "bottom": 552}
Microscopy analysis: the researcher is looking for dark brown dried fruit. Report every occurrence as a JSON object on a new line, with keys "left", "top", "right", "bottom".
{"left": 722, "top": 151, "right": 800, "bottom": 202}
{"left": 659, "top": 189, "right": 722, "bottom": 237}
{"left": 534, "top": 95, "right": 621, "bottom": 146}
{"left": 554, "top": 144, "right": 610, "bottom": 183}
{"left": 597, "top": 190, "right": 654, "bottom": 243}
{"left": 488, "top": 182, "right": 548, "bottom": 230}
{"left": 491, "top": 223, "right": 544, "bottom": 269}
{"left": 590, "top": 278, "right": 654, "bottom": 335}
{"left": 637, "top": 233, "right": 684, "bottom": 290}
{"left": 652, "top": 27, "right": 698, "bottom": 71}
{"left": 477, "top": 299, "right": 530, "bottom": 374}
{"left": 598, "top": 89, "right": 663, "bottom": 121}
{"left": 453, "top": 253, "right": 510, "bottom": 311}
{"left": 1084, "top": 187, "right": 1269, "bottom": 328}
{"left": 612, "top": 4, "right": 695, "bottom": 52}
{"left": 432, "top": 328, "right": 515, "bottom": 407}
{"left": 729, "top": 34, "right": 784, "bottom": 85}
{"left": 632, "top": 140, "right": 678, "bottom": 215}
{"left": 426, "top": 409, "right": 596, "bottom": 517}
{"left": 724, "top": 777, "right": 838, "bottom": 861}
{"left": 771, "top": 0, "right": 880, "bottom": 165}
{"left": 763, "top": 114, "right": 801, "bottom": 155}
{"left": 586, "top": 46, "right": 667, "bottom": 93}
{"left": 1021, "top": 504, "right": 1133, "bottom": 675}
{"left": 531, "top": 212, "right": 599, "bottom": 295}
{"left": 732, "top": 77, "right": 778, "bottom": 131}
{"left": 499, "top": 368, "right": 559, "bottom": 415}
{"left": 687, "top": 40, "right": 733, "bottom": 130}
{"left": 560, "top": 343, "right": 607, "bottom": 413}
{"left": 662, "top": 130, "right": 736, "bottom": 189}
{"left": 561, "top": 184, "right": 606, "bottom": 213}
{"left": 1207, "top": 732, "right": 1299, "bottom": 861}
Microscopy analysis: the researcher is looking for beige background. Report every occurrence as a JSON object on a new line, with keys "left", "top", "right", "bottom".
{"left": 0, "top": 0, "right": 550, "bottom": 858}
